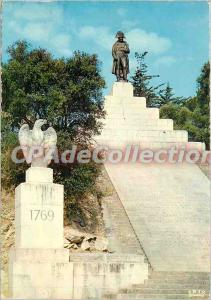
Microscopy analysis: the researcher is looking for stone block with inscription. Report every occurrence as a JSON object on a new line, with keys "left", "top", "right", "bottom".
{"left": 15, "top": 167, "right": 63, "bottom": 249}
{"left": 9, "top": 167, "right": 73, "bottom": 299}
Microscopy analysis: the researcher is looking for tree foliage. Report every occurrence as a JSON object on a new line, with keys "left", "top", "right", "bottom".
{"left": 196, "top": 62, "right": 209, "bottom": 112}
{"left": 158, "top": 82, "right": 186, "bottom": 106}
{"left": 3, "top": 41, "right": 105, "bottom": 140}
{"left": 131, "top": 52, "right": 164, "bottom": 107}
{"left": 131, "top": 51, "right": 210, "bottom": 148}
{"left": 160, "top": 62, "right": 210, "bottom": 148}
{"left": 2, "top": 40, "right": 106, "bottom": 225}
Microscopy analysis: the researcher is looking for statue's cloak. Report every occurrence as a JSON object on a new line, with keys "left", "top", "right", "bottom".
{"left": 112, "top": 41, "right": 130, "bottom": 75}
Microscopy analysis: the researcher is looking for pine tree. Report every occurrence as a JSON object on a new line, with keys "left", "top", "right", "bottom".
{"left": 196, "top": 62, "right": 209, "bottom": 113}
{"left": 160, "top": 62, "right": 210, "bottom": 149}
{"left": 193, "top": 62, "right": 210, "bottom": 148}
{"left": 158, "top": 82, "right": 186, "bottom": 107}
{"left": 131, "top": 52, "right": 164, "bottom": 107}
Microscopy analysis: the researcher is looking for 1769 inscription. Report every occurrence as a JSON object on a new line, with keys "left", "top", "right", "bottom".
{"left": 30, "top": 209, "right": 55, "bottom": 221}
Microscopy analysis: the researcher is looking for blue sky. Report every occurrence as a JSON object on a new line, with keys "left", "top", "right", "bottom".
{"left": 3, "top": 1, "right": 209, "bottom": 97}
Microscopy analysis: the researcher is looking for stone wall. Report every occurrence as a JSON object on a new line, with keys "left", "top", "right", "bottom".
{"left": 9, "top": 250, "right": 148, "bottom": 299}
{"left": 69, "top": 253, "right": 148, "bottom": 299}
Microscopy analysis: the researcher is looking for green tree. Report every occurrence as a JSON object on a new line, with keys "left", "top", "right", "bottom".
{"left": 160, "top": 102, "right": 179, "bottom": 121}
{"left": 184, "top": 96, "right": 198, "bottom": 111}
{"left": 184, "top": 62, "right": 210, "bottom": 148}
{"left": 196, "top": 62, "right": 209, "bottom": 112}
{"left": 131, "top": 52, "right": 164, "bottom": 107}
{"left": 160, "top": 62, "right": 210, "bottom": 149}
{"left": 2, "top": 40, "right": 106, "bottom": 225}
{"left": 158, "top": 82, "right": 186, "bottom": 107}
{"left": 3, "top": 41, "right": 105, "bottom": 140}
{"left": 194, "top": 62, "right": 210, "bottom": 148}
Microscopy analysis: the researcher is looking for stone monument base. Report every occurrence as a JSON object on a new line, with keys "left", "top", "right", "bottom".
{"left": 8, "top": 167, "right": 74, "bottom": 299}
{"left": 9, "top": 249, "right": 148, "bottom": 299}
{"left": 9, "top": 166, "right": 148, "bottom": 299}
{"left": 9, "top": 248, "right": 73, "bottom": 299}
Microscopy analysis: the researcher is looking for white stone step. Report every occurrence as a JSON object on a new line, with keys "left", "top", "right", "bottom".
{"left": 97, "top": 130, "right": 188, "bottom": 143}
{"left": 104, "top": 102, "right": 146, "bottom": 112}
{"left": 119, "top": 288, "right": 209, "bottom": 295}
{"left": 104, "top": 96, "right": 146, "bottom": 108}
{"left": 148, "top": 272, "right": 210, "bottom": 279}
{"left": 116, "top": 293, "right": 210, "bottom": 299}
{"left": 95, "top": 140, "right": 205, "bottom": 151}
{"left": 105, "top": 108, "right": 159, "bottom": 119}
{"left": 97, "top": 137, "right": 188, "bottom": 144}
{"left": 101, "top": 129, "right": 187, "bottom": 138}
{"left": 103, "top": 119, "right": 173, "bottom": 131}
{"left": 134, "top": 282, "right": 210, "bottom": 288}
{"left": 105, "top": 95, "right": 146, "bottom": 102}
{"left": 103, "top": 124, "right": 173, "bottom": 131}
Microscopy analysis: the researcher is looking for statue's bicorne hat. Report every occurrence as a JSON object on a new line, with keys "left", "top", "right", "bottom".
{"left": 116, "top": 31, "right": 125, "bottom": 38}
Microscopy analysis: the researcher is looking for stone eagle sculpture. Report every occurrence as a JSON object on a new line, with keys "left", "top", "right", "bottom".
{"left": 19, "top": 119, "right": 57, "bottom": 167}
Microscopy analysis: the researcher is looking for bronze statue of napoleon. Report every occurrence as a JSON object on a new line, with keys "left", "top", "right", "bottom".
{"left": 112, "top": 31, "right": 130, "bottom": 82}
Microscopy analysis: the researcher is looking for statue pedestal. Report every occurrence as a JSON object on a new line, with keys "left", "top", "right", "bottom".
{"left": 15, "top": 167, "right": 63, "bottom": 249}
{"left": 9, "top": 167, "right": 73, "bottom": 299}
{"left": 110, "top": 81, "right": 134, "bottom": 97}
{"left": 15, "top": 167, "right": 64, "bottom": 249}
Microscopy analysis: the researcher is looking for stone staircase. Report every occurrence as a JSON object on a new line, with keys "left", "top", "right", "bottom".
{"left": 104, "top": 272, "right": 210, "bottom": 300}
{"left": 95, "top": 82, "right": 210, "bottom": 273}
{"left": 95, "top": 82, "right": 210, "bottom": 300}
{"left": 99, "top": 167, "right": 145, "bottom": 256}
{"left": 96, "top": 82, "right": 204, "bottom": 151}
